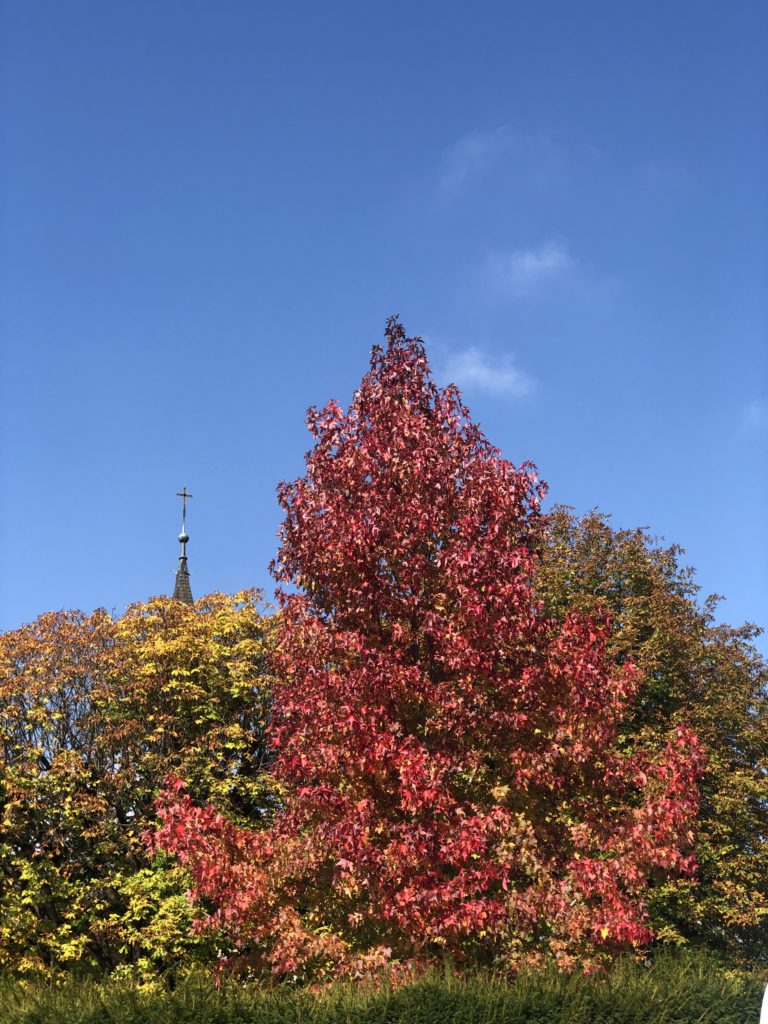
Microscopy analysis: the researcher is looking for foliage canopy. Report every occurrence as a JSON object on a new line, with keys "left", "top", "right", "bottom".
{"left": 3, "top": 321, "right": 765, "bottom": 982}
{"left": 156, "top": 320, "right": 704, "bottom": 980}
{"left": 536, "top": 508, "right": 768, "bottom": 962}
{"left": 0, "top": 591, "right": 277, "bottom": 977}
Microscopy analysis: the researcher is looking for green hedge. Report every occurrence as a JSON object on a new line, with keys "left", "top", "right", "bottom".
{"left": 1, "top": 953, "right": 763, "bottom": 1024}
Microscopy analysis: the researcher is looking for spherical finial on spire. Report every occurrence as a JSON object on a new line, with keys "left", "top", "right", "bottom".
{"left": 178, "top": 528, "right": 189, "bottom": 544}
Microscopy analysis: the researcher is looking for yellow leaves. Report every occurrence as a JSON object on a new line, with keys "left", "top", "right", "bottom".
{"left": 0, "top": 590, "right": 277, "bottom": 975}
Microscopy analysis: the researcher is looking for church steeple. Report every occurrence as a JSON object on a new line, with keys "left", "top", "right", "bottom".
{"left": 172, "top": 486, "right": 194, "bottom": 604}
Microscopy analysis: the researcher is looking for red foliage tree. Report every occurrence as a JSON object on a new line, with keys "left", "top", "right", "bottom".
{"left": 154, "top": 319, "right": 703, "bottom": 979}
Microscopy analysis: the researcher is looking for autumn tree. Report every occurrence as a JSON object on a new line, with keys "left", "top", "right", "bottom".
{"left": 156, "top": 320, "right": 703, "bottom": 980}
{"left": 536, "top": 507, "right": 768, "bottom": 963}
{"left": 0, "top": 591, "right": 278, "bottom": 977}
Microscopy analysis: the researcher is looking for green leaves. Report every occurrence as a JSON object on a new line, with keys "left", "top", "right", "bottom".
{"left": 0, "top": 949, "right": 761, "bottom": 1023}
{"left": 537, "top": 507, "right": 768, "bottom": 963}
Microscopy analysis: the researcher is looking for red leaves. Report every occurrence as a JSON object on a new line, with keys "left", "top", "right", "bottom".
{"left": 155, "top": 319, "right": 703, "bottom": 979}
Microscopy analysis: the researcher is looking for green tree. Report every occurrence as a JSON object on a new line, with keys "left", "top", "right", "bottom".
{"left": 535, "top": 507, "right": 768, "bottom": 963}
{"left": 0, "top": 591, "right": 279, "bottom": 977}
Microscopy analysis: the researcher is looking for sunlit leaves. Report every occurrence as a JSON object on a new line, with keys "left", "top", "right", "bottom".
{"left": 157, "top": 320, "right": 703, "bottom": 980}
{"left": 0, "top": 591, "right": 276, "bottom": 977}
{"left": 536, "top": 508, "right": 768, "bottom": 963}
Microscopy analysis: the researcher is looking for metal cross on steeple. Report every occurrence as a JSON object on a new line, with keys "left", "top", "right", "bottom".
{"left": 177, "top": 486, "right": 193, "bottom": 524}
{"left": 172, "top": 486, "right": 194, "bottom": 604}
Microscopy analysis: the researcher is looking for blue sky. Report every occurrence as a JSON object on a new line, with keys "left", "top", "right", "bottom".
{"left": 1, "top": 1, "right": 766, "bottom": 651}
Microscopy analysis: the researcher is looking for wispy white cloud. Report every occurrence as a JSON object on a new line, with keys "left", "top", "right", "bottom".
{"left": 742, "top": 400, "right": 767, "bottom": 433}
{"left": 485, "top": 241, "right": 574, "bottom": 299}
{"left": 439, "top": 127, "right": 564, "bottom": 194}
{"left": 443, "top": 347, "right": 533, "bottom": 398}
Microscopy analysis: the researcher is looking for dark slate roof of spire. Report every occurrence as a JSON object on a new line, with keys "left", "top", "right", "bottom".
{"left": 173, "top": 555, "right": 193, "bottom": 604}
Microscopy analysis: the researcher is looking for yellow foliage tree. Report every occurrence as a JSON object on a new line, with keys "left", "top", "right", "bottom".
{"left": 0, "top": 591, "right": 279, "bottom": 977}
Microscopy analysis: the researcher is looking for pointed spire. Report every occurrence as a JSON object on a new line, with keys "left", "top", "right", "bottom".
{"left": 173, "top": 487, "right": 194, "bottom": 604}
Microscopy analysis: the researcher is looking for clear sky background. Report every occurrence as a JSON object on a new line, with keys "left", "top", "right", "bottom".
{"left": 1, "top": 2, "right": 766, "bottom": 651}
